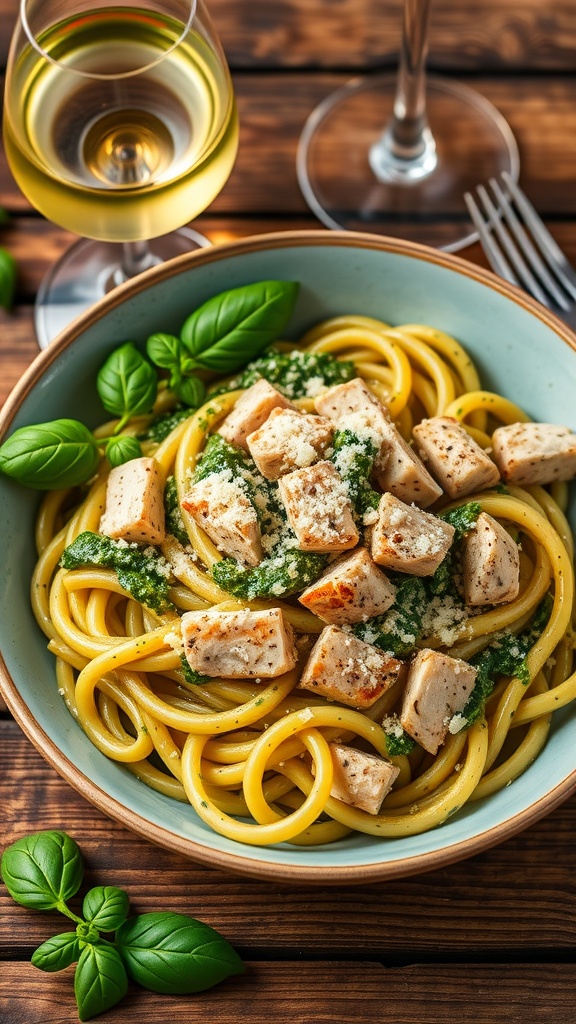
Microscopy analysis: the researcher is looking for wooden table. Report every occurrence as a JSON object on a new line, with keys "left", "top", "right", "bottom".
{"left": 2, "top": 1, "right": 576, "bottom": 1020}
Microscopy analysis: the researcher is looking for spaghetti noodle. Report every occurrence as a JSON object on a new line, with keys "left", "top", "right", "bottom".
{"left": 30, "top": 313, "right": 576, "bottom": 847}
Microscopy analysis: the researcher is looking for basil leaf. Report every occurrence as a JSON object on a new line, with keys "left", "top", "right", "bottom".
{"left": 74, "top": 944, "right": 128, "bottom": 1022}
{"left": 97, "top": 342, "right": 157, "bottom": 425}
{"left": 1, "top": 830, "right": 83, "bottom": 911}
{"left": 105, "top": 434, "right": 142, "bottom": 467}
{"left": 31, "top": 932, "right": 81, "bottom": 973}
{"left": 0, "top": 419, "right": 100, "bottom": 489}
{"left": 180, "top": 280, "right": 299, "bottom": 373}
{"left": 0, "top": 246, "right": 17, "bottom": 310}
{"left": 117, "top": 911, "right": 243, "bottom": 994}
{"left": 82, "top": 886, "right": 130, "bottom": 932}
{"left": 174, "top": 374, "right": 206, "bottom": 408}
{"left": 146, "top": 332, "right": 182, "bottom": 369}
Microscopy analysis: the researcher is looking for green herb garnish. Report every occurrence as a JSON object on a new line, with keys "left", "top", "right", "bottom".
{"left": 179, "top": 280, "right": 299, "bottom": 374}
{"left": 212, "top": 547, "right": 328, "bottom": 601}
{"left": 353, "top": 576, "right": 428, "bottom": 657}
{"left": 210, "top": 348, "right": 355, "bottom": 400}
{"left": 462, "top": 596, "right": 553, "bottom": 725}
{"left": 60, "top": 531, "right": 173, "bottom": 613}
{"left": 330, "top": 429, "right": 380, "bottom": 520}
{"left": 1, "top": 830, "right": 243, "bottom": 1020}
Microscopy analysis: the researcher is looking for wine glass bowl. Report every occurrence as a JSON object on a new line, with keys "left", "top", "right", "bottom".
{"left": 3, "top": 0, "right": 239, "bottom": 345}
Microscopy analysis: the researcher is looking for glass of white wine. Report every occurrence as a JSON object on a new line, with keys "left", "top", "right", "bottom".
{"left": 3, "top": 0, "right": 239, "bottom": 348}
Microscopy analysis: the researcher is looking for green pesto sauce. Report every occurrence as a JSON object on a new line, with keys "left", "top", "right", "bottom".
{"left": 138, "top": 407, "right": 193, "bottom": 444}
{"left": 212, "top": 548, "right": 328, "bottom": 601}
{"left": 440, "top": 500, "right": 482, "bottom": 537}
{"left": 330, "top": 429, "right": 380, "bottom": 520}
{"left": 384, "top": 728, "right": 416, "bottom": 757}
{"left": 179, "top": 654, "right": 211, "bottom": 686}
{"left": 463, "top": 596, "right": 553, "bottom": 725}
{"left": 164, "top": 475, "right": 189, "bottom": 546}
{"left": 353, "top": 576, "right": 428, "bottom": 657}
{"left": 60, "top": 531, "right": 173, "bottom": 613}
{"left": 209, "top": 349, "right": 356, "bottom": 400}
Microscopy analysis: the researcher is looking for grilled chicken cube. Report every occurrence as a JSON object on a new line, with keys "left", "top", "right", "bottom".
{"left": 299, "top": 625, "right": 404, "bottom": 708}
{"left": 492, "top": 421, "right": 576, "bottom": 486}
{"left": 99, "top": 457, "right": 165, "bottom": 545}
{"left": 218, "top": 379, "right": 295, "bottom": 450}
{"left": 370, "top": 493, "right": 455, "bottom": 576}
{"left": 314, "top": 377, "right": 441, "bottom": 507}
{"left": 413, "top": 415, "right": 500, "bottom": 498}
{"left": 278, "top": 461, "right": 359, "bottom": 552}
{"left": 400, "top": 648, "right": 477, "bottom": 754}
{"left": 314, "top": 377, "right": 392, "bottom": 439}
{"left": 181, "top": 607, "right": 298, "bottom": 679}
{"left": 181, "top": 473, "right": 262, "bottom": 566}
{"left": 462, "top": 511, "right": 520, "bottom": 606}
{"left": 298, "top": 546, "right": 396, "bottom": 624}
{"left": 374, "top": 423, "right": 442, "bottom": 507}
{"left": 246, "top": 407, "right": 333, "bottom": 480}
{"left": 327, "top": 742, "right": 400, "bottom": 815}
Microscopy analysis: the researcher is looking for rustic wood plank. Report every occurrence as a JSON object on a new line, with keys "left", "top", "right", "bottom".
{"left": 0, "top": 0, "right": 575, "bottom": 70}
{"left": 2, "top": 961, "right": 576, "bottom": 1024}
{"left": 3, "top": 724, "right": 576, "bottom": 956}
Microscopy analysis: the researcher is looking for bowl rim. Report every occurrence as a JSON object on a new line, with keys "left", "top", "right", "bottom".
{"left": 2, "top": 228, "right": 576, "bottom": 884}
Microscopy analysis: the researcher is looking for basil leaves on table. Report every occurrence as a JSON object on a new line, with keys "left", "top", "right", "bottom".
{"left": 0, "top": 279, "right": 299, "bottom": 491}
{"left": 1, "top": 830, "right": 243, "bottom": 1021}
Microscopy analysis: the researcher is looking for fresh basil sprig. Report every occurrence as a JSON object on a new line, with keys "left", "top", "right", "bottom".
{"left": 0, "top": 419, "right": 101, "bottom": 489}
{"left": 1, "top": 830, "right": 243, "bottom": 1021}
{"left": 96, "top": 342, "right": 157, "bottom": 431}
{"left": 0, "top": 280, "right": 300, "bottom": 491}
{"left": 146, "top": 332, "right": 207, "bottom": 407}
{"left": 179, "top": 279, "right": 299, "bottom": 373}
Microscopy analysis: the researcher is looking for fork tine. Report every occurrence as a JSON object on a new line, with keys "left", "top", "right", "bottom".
{"left": 490, "top": 178, "right": 571, "bottom": 311}
{"left": 474, "top": 185, "right": 552, "bottom": 307}
{"left": 501, "top": 172, "right": 576, "bottom": 301}
{"left": 463, "top": 191, "right": 519, "bottom": 288}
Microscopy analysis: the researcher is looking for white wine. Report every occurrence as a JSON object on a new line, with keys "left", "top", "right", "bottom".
{"left": 3, "top": 8, "right": 238, "bottom": 241}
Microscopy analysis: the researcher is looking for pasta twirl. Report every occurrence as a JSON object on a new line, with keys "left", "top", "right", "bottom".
{"left": 31, "top": 314, "right": 576, "bottom": 847}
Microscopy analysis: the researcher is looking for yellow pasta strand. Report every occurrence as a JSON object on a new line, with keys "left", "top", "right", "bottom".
{"left": 29, "top": 312, "right": 576, "bottom": 851}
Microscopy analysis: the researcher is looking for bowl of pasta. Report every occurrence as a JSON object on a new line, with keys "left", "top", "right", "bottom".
{"left": 1, "top": 229, "right": 576, "bottom": 883}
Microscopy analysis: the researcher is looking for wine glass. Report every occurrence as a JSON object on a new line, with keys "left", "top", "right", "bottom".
{"left": 296, "top": 0, "right": 519, "bottom": 253}
{"left": 3, "top": 0, "right": 239, "bottom": 348}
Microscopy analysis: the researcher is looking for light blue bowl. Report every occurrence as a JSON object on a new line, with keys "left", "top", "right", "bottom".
{"left": 2, "top": 230, "right": 576, "bottom": 882}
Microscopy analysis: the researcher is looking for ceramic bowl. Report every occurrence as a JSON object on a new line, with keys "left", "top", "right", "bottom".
{"left": 2, "top": 230, "right": 576, "bottom": 883}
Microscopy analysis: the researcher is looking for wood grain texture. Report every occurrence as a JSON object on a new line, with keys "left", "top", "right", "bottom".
{"left": 2, "top": 962, "right": 576, "bottom": 1024}
{"left": 0, "top": 0, "right": 575, "bottom": 70}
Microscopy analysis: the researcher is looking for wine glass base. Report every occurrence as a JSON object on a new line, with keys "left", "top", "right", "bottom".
{"left": 297, "top": 74, "right": 520, "bottom": 253}
{"left": 34, "top": 226, "right": 210, "bottom": 349}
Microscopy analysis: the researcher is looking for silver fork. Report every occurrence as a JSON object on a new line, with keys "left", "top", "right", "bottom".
{"left": 464, "top": 172, "right": 576, "bottom": 329}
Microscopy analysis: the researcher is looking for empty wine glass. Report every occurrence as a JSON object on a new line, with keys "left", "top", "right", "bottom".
{"left": 3, "top": 0, "right": 239, "bottom": 347}
{"left": 297, "top": 0, "right": 519, "bottom": 253}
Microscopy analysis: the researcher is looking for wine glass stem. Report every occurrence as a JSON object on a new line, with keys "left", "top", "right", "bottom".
{"left": 121, "top": 240, "right": 161, "bottom": 278}
{"left": 369, "top": 0, "right": 438, "bottom": 183}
